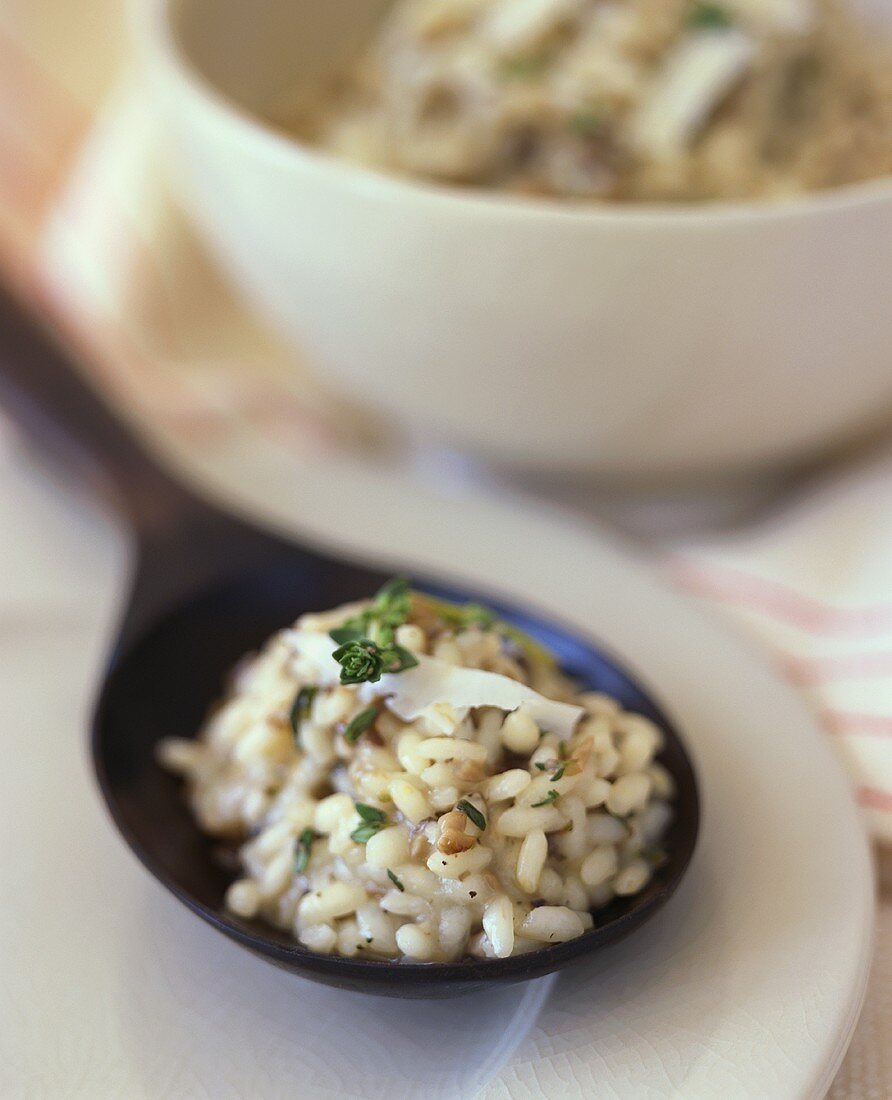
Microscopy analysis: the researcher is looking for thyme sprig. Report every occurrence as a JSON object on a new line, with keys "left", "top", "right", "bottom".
{"left": 289, "top": 685, "right": 318, "bottom": 745}
{"left": 456, "top": 799, "right": 486, "bottom": 832}
{"left": 330, "top": 578, "right": 418, "bottom": 684}
{"left": 351, "top": 801, "right": 389, "bottom": 844}
{"left": 532, "top": 789, "right": 559, "bottom": 808}
{"left": 343, "top": 705, "right": 380, "bottom": 744}
{"left": 294, "top": 827, "right": 317, "bottom": 874}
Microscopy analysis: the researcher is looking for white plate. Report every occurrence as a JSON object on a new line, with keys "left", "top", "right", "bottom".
{"left": 1, "top": 438, "right": 872, "bottom": 1099}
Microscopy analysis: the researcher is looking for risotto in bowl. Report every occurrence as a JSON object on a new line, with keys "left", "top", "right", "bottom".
{"left": 140, "top": 0, "right": 892, "bottom": 479}
{"left": 302, "top": 0, "right": 892, "bottom": 202}
{"left": 159, "top": 579, "right": 696, "bottom": 974}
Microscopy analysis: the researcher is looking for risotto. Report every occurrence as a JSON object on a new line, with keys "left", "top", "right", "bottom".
{"left": 290, "top": 0, "right": 892, "bottom": 201}
{"left": 159, "top": 580, "right": 673, "bottom": 962}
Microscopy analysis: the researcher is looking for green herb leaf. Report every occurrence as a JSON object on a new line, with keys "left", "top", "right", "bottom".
{"left": 387, "top": 869, "right": 405, "bottom": 892}
{"left": 384, "top": 645, "right": 419, "bottom": 674}
{"left": 456, "top": 799, "right": 486, "bottom": 831}
{"left": 332, "top": 639, "right": 385, "bottom": 685}
{"left": 289, "top": 685, "right": 318, "bottom": 744}
{"left": 335, "top": 577, "right": 412, "bottom": 648}
{"left": 294, "top": 827, "right": 317, "bottom": 873}
{"left": 343, "top": 705, "right": 380, "bottom": 744}
{"left": 568, "top": 110, "right": 605, "bottom": 139}
{"left": 371, "top": 576, "right": 411, "bottom": 628}
{"left": 532, "top": 789, "right": 559, "bottom": 807}
{"left": 332, "top": 637, "right": 418, "bottom": 685}
{"left": 355, "top": 802, "right": 387, "bottom": 825}
{"left": 351, "top": 821, "right": 384, "bottom": 844}
{"left": 535, "top": 762, "right": 548, "bottom": 771}
{"left": 550, "top": 764, "right": 566, "bottom": 782}
{"left": 558, "top": 741, "right": 568, "bottom": 760}
{"left": 330, "top": 578, "right": 417, "bottom": 682}
{"left": 687, "top": 2, "right": 732, "bottom": 28}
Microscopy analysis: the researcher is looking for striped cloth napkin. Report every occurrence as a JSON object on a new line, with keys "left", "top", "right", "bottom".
{"left": 669, "top": 456, "right": 892, "bottom": 843}
{"left": 0, "top": 8, "right": 890, "bottom": 1095}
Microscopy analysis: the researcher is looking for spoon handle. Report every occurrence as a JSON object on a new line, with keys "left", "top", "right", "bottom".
{"left": 0, "top": 280, "right": 189, "bottom": 528}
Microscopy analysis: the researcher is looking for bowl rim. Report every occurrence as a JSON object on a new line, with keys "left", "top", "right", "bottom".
{"left": 139, "top": 0, "right": 892, "bottom": 227}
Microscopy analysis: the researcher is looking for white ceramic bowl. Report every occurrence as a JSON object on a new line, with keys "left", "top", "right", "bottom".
{"left": 138, "top": 0, "right": 892, "bottom": 479}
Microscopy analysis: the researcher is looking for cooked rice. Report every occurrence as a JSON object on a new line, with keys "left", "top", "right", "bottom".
{"left": 159, "top": 589, "right": 673, "bottom": 962}
{"left": 287, "top": 0, "right": 892, "bottom": 201}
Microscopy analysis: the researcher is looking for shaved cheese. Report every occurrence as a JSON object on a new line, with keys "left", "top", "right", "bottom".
{"left": 285, "top": 630, "right": 584, "bottom": 739}
{"left": 630, "top": 30, "right": 756, "bottom": 160}
{"left": 372, "top": 658, "right": 583, "bottom": 738}
{"left": 285, "top": 629, "right": 348, "bottom": 685}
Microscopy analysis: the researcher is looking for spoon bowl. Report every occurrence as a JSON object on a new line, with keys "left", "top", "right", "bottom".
{"left": 96, "top": 559, "right": 699, "bottom": 997}
{"left": 0, "top": 284, "right": 699, "bottom": 997}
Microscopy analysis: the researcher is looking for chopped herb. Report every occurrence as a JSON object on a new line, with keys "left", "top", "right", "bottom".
{"left": 294, "top": 827, "right": 317, "bottom": 874}
{"left": 289, "top": 685, "right": 318, "bottom": 744}
{"left": 371, "top": 576, "right": 412, "bottom": 630}
{"left": 355, "top": 802, "right": 387, "bottom": 825}
{"left": 456, "top": 799, "right": 486, "bottom": 831}
{"left": 558, "top": 741, "right": 568, "bottom": 761}
{"left": 687, "top": 2, "right": 732, "bottom": 28}
{"left": 568, "top": 110, "right": 606, "bottom": 139}
{"left": 333, "top": 577, "right": 411, "bottom": 648}
{"left": 350, "top": 821, "right": 384, "bottom": 844}
{"left": 386, "top": 645, "right": 420, "bottom": 674}
{"left": 331, "top": 639, "right": 385, "bottom": 685}
{"left": 343, "top": 705, "right": 379, "bottom": 743}
{"left": 329, "top": 577, "right": 418, "bottom": 684}
{"left": 535, "top": 762, "right": 548, "bottom": 771}
{"left": 538, "top": 726, "right": 547, "bottom": 740}
{"left": 365, "top": 936, "right": 373, "bottom": 943}
{"left": 468, "top": 890, "right": 477, "bottom": 898}
{"left": 532, "top": 789, "right": 559, "bottom": 807}
{"left": 550, "top": 764, "right": 566, "bottom": 782}
{"left": 387, "top": 869, "right": 405, "bottom": 892}
{"left": 333, "top": 638, "right": 419, "bottom": 685}
{"left": 498, "top": 55, "right": 549, "bottom": 80}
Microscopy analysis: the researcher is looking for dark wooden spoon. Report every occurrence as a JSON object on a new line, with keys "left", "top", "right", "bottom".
{"left": 0, "top": 284, "right": 699, "bottom": 998}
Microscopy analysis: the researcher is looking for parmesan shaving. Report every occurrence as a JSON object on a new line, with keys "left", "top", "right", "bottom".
{"left": 286, "top": 630, "right": 584, "bottom": 739}
{"left": 630, "top": 30, "right": 756, "bottom": 159}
